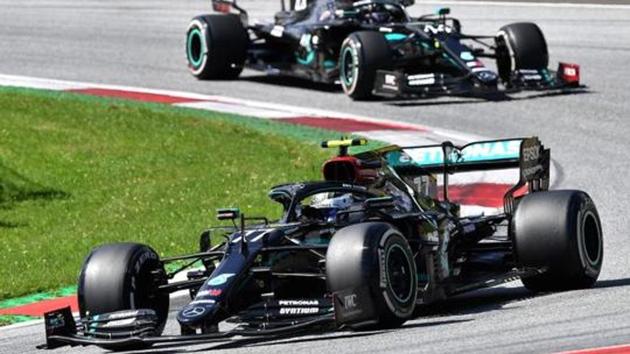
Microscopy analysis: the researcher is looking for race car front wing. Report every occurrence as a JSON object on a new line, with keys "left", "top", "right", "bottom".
{"left": 38, "top": 306, "right": 336, "bottom": 350}
{"left": 373, "top": 63, "right": 582, "bottom": 98}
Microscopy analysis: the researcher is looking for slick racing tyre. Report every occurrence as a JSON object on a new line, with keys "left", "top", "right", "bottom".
{"left": 78, "top": 243, "right": 169, "bottom": 336}
{"left": 513, "top": 190, "right": 603, "bottom": 292}
{"left": 495, "top": 22, "right": 548, "bottom": 82}
{"left": 339, "top": 31, "right": 391, "bottom": 100}
{"left": 327, "top": 222, "right": 417, "bottom": 329}
{"left": 186, "top": 14, "right": 248, "bottom": 80}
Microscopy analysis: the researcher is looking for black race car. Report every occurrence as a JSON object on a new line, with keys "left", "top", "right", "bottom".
{"left": 41, "top": 137, "right": 603, "bottom": 351}
{"left": 185, "top": 0, "right": 582, "bottom": 100}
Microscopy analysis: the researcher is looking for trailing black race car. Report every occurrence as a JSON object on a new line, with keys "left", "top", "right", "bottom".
{"left": 185, "top": 0, "right": 582, "bottom": 100}
{"left": 40, "top": 137, "right": 603, "bottom": 351}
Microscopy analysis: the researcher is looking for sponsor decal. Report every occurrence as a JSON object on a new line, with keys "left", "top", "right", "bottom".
{"left": 47, "top": 313, "right": 66, "bottom": 329}
{"left": 208, "top": 288, "right": 222, "bottom": 296}
{"left": 558, "top": 63, "right": 580, "bottom": 84}
{"left": 232, "top": 230, "right": 271, "bottom": 243}
{"left": 522, "top": 74, "right": 542, "bottom": 81}
{"left": 294, "top": 0, "right": 308, "bottom": 10}
{"left": 279, "top": 307, "right": 319, "bottom": 315}
{"left": 382, "top": 74, "right": 399, "bottom": 91}
{"left": 522, "top": 164, "right": 543, "bottom": 178}
{"left": 425, "top": 230, "right": 439, "bottom": 243}
{"left": 190, "top": 299, "right": 216, "bottom": 305}
{"left": 278, "top": 300, "right": 319, "bottom": 306}
{"left": 475, "top": 70, "right": 498, "bottom": 81}
{"left": 182, "top": 306, "right": 206, "bottom": 318}
{"left": 299, "top": 34, "right": 312, "bottom": 49}
{"left": 343, "top": 294, "right": 357, "bottom": 310}
{"left": 198, "top": 288, "right": 222, "bottom": 297}
{"left": 270, "top": 25, "right": 284, "bottom": 37}
{"left": 467, "top": 60, "right": 484, "bottom": 68}
{"left": 384, "top": 33, "right": 407, "bottom": 41}
{"left": 100, "top": 318, "right": 136, "bottom": 328}
{"left": 462, "top": 223, "right": 475, "bottom": 234}
{"left": 423, "top": 24, "right": 452, "bottom": 34}
{"left": 407, "top": 73, "right": 435, "bottom": 86}
{"left": 102, "top": 310, "right": 140, "bottom": 319}
{"left": 522, "top": 145, "right": 540, "bottom": 162}
{"left": 520, "top": 138, "right": 544, "bottom": 180}
{"left": 208, "top": 273, "right": 235, "bottom": 286}
{"left": 399, "top": 140, "right": 521, "bottom": 167}
{"left": 385, "top": 74, "right": 397, "bottom": 86}
{"left": 334, "top": 288, "right": 372, "bottom": 320}
{"left": 460, "top": 51, "right": 474, "bottom": 61}
{"left": 517, "top": 69, "right": 542, "bottom": 80}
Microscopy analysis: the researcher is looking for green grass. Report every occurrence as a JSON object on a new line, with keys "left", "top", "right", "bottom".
{"left": 0, "top": 87, "right": 377, "bottom": 300}
{"left": 0, "top": 315, "right": 37, "bottom": 326}
{"left": 0, "top": 316, "right": 15, "bottom": 326}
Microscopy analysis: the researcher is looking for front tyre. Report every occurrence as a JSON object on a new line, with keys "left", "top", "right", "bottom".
{"left": 495, "top": 22, "right": 548, "bottom": 83}
{"left": 513, "top": 190, "right": 603, "bottom": 292}
{"left": 78, "top": 243, "right": 169, "bottom": 334}
{"left": 326, "top": 222, "right": 417, "bottom": 329}
{"left": 339, "top": 31, "right": 391, "bottom": 100}
{"left": 186, "top": 14, "right": 248, "bottom": 80}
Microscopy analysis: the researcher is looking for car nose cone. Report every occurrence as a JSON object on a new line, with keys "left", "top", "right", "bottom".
{"left": 177, "top": 302, "right": 216, "bottom": 326}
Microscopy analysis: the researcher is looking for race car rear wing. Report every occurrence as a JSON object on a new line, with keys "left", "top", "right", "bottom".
{"left": 383, "top": 137, "right": 550, "bottom": 214}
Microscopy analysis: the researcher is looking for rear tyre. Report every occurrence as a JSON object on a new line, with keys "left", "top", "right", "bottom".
{"left": 326, "top": 222, "right": 417, "bottom": 329}
{"left": 78, "top": 243, "right": 169, "bottom": 334}
{"left": 495, "top": 22, "right": 548, "bottom": 82}
{"left": 513, "top": 190, "right": 603, "bottom": 292}
{"left": 186, "top": 14, "right": 248, "bottom": 80}
{"left": 339, "top": 31, "right": 391, "bottom": 100}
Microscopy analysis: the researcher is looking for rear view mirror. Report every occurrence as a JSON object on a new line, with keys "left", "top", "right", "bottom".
{"left": 217, "top": 208, "right": 240, "bottom": 221}
{"left": 436, "top": 7, "right": 450, "bottom": 16}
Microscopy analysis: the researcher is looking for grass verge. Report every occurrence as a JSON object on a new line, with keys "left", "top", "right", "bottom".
{"left": 0, "top": 87, "right": 378, "bottom": 300}
{"left": 0, "top": 315, "right": 38, "bottom": 326}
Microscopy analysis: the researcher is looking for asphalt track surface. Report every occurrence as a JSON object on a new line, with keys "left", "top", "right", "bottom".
{"left": 1, "top": 0, "right": 630, "bottom": 353}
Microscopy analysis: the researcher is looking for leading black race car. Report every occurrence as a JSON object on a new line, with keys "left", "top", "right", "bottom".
{"left": 185, "top": 0, "right": 582, "bottom": 100}
{"left": 40, "top": 137, "right": 603, "bottom": 351}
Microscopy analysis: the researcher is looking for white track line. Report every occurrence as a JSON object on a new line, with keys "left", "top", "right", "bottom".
{"left": 419, "top": 0, "right": 630, "bottom": 10}
{"left": 0, "top": 74, "right": 469, "bottom": 143}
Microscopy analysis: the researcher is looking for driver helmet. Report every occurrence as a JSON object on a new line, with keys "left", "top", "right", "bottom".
{"left": 311, "top": 193, "right": 353, "bottom": 209}
{"left": 310, "top": 193, "right": 354, "bottom": 222}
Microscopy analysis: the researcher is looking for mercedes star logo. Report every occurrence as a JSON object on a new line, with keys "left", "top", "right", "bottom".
{"left": 182, "top": 306, "right": 206, "bottom": 318}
